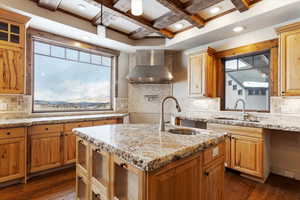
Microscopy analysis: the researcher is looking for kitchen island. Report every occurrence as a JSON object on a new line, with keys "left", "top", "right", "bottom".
{"left": 73, "top": 124, "right": 226, "bottom": 200}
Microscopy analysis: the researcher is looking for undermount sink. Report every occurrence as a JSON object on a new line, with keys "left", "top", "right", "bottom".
{"left": 168, "top": 128, "right": 198, "bottom": 135}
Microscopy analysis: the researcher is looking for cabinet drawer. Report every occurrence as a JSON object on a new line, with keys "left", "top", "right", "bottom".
{"left": 92, "top": 119, "right": 118, "bottom": 126}
{"left": 203, "top": 142, "right": 225, "bottom": 165}
{"left": 30, "top": 124, "right": 63, "bottom": 135}
{"left": 64, "top": 121, "right": 93, "bottom": 132}
{"left": 0, "top": 127, "right": 25, "bottom": 139}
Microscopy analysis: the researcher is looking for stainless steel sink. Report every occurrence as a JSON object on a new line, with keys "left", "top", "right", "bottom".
{"left": 168, "top": 128, "right": 198, "bottom": 135}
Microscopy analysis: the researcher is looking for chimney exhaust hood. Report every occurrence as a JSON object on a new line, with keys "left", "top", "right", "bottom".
{"left": 127, "top": 50, "right": 173, "bottom": 84}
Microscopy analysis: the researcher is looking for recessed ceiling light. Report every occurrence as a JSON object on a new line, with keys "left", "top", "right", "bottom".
{"left": 78, "top": 4, "right": 86, "bottom": 10}
{"left": 210, "top": 6, "right": 221, "bottom": 14}
{"left": 233, "top": 26, "right": 245, "bottom": 32}
{"left": 174, "top": 23, "right": 184, "bottom": 29}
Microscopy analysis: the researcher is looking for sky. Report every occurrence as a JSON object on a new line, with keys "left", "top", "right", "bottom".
{"left": 34, "top": 54, "right": 111, "bottom": 103}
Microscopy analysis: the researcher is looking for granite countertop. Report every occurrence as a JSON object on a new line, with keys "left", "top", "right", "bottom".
{"left": 174, "top": 112, "right": 300, "bottom": 132}
{"left": 73, "top": 124, "right": 226, "bottom": 172}
{"left": 0, "top": 113, "right": 128, "bottom": 128}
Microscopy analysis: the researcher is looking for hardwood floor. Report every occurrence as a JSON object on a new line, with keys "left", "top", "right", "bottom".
{"left": 0, "top": 168, "right": 299, "bottom": 200}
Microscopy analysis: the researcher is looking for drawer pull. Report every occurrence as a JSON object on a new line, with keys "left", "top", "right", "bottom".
{"left": 120, "top": 163, "right": 128, "bottom": 168}
{"left": 6, "top": 132, "right": 10, "bottom": 135}
{"left": 78, "top": 176, "right": 83, "bottom": 181}
{"left": 204, "top": 172, "right": 210, "bottom": 176}
{"left": 95, "top": 194, "right": 101, "bottom": 199}
{"left": 45, "top": 128, "right": 49, "bottom": 131}
{"left": 79, "top": 140, "right": 84, "bottom": 144}
{"left": 78, "top": 125, "right": 81, "bottom": 127}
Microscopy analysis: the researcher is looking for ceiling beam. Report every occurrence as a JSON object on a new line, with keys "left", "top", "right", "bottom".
{"left": 184, "top": 0, "right": 223, "bottom": 14}
{"left": 38, "top": 0, "right": 62, "bottom": 11}
{"left": 84, "top": 0, "right": 174, "bottom": 38}
{"left": 155, "top": 0, "right": 205, "bottom": 28}
{"left": 230, "top": 0, "right": 250, "bottom": 12}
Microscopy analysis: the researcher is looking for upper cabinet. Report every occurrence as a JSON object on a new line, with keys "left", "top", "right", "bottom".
{"left": 277, "top": 22, "right": 300, "bottom": 96}
{"left": 0, "top": 9, "right": 30, "bottom": 94}
{"left": 188, "top": 47, "right": 217, "bottom": 98}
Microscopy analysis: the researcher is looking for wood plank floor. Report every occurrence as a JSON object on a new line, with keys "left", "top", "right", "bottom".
{"left": 0, "top": 168, "right": 299, "bottom": 200}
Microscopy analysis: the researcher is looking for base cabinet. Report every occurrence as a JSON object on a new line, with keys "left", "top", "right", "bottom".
{"left": 76, "top": 136, "right": 225, "bottom": 200}
{"left": 202, "top": 159, "right": 224, "bottom": 200}
{"left": 0, "top": 136, "right": 25, "bottom": 182}
{"left": 207, "top": 123, "right": 269, "bottom": 182}
{"left": 231, "top": 135, "right": 263, "bottom": 177}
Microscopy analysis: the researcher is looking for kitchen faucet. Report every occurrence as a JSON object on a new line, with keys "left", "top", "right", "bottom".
{"left": 234, "top": 98, "right": 249, "bottom": 120}
{"left": 159, "top": 96, "right": 182, "bottom": 131}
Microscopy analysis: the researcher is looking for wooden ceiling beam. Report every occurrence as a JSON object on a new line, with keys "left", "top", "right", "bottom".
{"left": 184, "top": 0, "right": 223, "bottom": 14}
{"left": 155, "top": 0, "right": 205, "bottom": 28}
{"left": 38, "top": 0, "right": 62, "bottom": 11}
{"left": 230, "top": 0, "right": 250, "bottom": 12}
{"left": 84, "top": 0, "right": 174, "bottom": 38}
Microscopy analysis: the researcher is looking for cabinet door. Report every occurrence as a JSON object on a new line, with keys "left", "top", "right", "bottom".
{"left": 202, "top": 159, "right": 224, "bottom": 200}
{"left": 188, "top": 54, "right": 205, "bottom": 97}
{"left": 225, "top": 136, "right": 231, "bottom": 168}
{"left": 0, "top": 138, "right": 25, "bottom": 183}
{"left": 63, "top": 132, "right": 76, "bottom": 165}
{"left": 76, "top": 137, "right": 89, "bottom": 175}
{"left": 0, "top": 46, "right": 24, "bottom": 94}
{"left": 281, "top": 29, "right": 300, "bottom": 96}
{"left": 231, "top": 135, "right": 263, "bottom": 177}
{"left": 148, "top": 169, "right": 175, "bottom": 200}
{"left": 112, "top": 157, "right": 145, "bottom": 200}
{"left": 174, "top": 159, "right": 199, "bottom": 200}
{"left": 30, "top": 133, "right": 61, "bottom": 173}
{"left": 76, "top": 169, "right": 89, "bottom": 200}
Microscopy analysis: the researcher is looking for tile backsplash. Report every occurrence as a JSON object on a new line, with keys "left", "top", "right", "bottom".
{"left": 271, "top": 97, "right": 300, "bottom": 115}
{"left": 0, "top": 95, "right": 31, "bottom": 118}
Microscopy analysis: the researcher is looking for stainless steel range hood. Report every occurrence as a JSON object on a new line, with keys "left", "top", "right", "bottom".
{"left": 127, "top": 50, "right": 173, "bottom": 84}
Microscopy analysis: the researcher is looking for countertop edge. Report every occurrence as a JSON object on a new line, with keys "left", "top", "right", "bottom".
{"left": 175, "top": 115, "right": 300, "bottom": 132}
{"left": 0, "top": 113, "right": 129, "bottom": 128}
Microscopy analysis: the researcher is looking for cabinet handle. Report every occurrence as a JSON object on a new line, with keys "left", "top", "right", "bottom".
{"left": 45, "top": 128, "right": 49, "bottom": 131}
{"left": 79, "top": 140, "right": 83, "bottom": 144}
{"left": 78, "top": 176, "right": 83, "bottom": 181}
{"left": 120, "top": 163, "right": 128, "bottom": 168}
{"left": 6, "top": 132, "right": 10, "bottom": 135}
{"left": 204, "top": 172, "right": 209, "bottom": 176}
{"left": 95, "top": 194, "right": 101, "bottom": 199}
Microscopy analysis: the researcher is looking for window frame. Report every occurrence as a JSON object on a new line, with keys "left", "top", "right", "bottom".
{"left": 31, "top": 37, "right": 115, "bottom": 113}
{"left": 222, "top": 50, "right": 271, "bottom": 113}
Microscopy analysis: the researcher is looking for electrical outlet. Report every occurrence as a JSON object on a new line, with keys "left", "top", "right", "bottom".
{"left": 0, "top": 103, "right": 8, "bottom": 111}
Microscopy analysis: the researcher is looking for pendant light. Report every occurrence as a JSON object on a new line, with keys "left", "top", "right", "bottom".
{"left": 131, "top": 0, "right": 143, "bottom": 16}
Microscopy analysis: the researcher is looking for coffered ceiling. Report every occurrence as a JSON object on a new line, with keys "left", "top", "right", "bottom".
{"left": 33, "top": 0, "right": 262, "bottom": 40}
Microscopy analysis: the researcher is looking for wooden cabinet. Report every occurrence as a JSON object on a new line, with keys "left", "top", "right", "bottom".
{"left": 231, "top": 135, "right": 263, "bottom": 177}
{"left": 149, "top": 157, "right": 200, "bottom": 200}
{"left": 76, "top": 167, "right": 89, "bottom": 200}
{"left": 76, "top": 137, "right": 89, "bottom": 175}
{"left": 63, "top": 122, "right": 93, "bottom": 165}
{"left": 277, "top": 22, "right": 300, "bottom": 96}
{"left": 188, "top": 47, "right": 216, "bottom": 97}
{"left": 92, "top": 119, "right": 118, "bottom": 126}
{"left": 0, "top": 128, "right": 26, "bottom": 183}
{"left": 207, "top": 123, "right": 270, "bottom": 182}
{"left": 0, "top": 8, "right": 30, "bottom": 94}
{"left": 112, "top": 156, "right": 145, "bottom": 200}
{"left": 202, "top": 158, "right": 224, "bottom": 200}
{"left": 29, "top": 124, "right": 63, "bottom": 173}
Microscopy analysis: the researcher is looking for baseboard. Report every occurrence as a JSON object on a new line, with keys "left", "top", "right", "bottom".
{"left": 271, "top": 166, "right": 300, "bottom": 181}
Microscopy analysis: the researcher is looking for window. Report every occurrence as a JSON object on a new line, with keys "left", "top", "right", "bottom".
{"left": 228, "top": 80, "right": 232, "bottom": 86}
{"left": 224, "top": 51, "right": 270, "bottom": 111}
{"left": 33, "top": 40, "right": 113, "bottom": 112}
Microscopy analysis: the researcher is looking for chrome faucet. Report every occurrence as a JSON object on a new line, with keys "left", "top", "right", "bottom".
{"left": 234, "top": 98, "right": 249, "bottom": 120}
{"left": 159, "top": 96, "right": 182, "bottom": 132}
